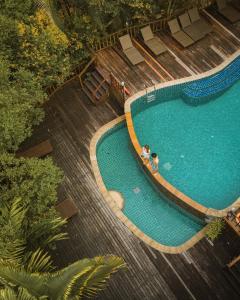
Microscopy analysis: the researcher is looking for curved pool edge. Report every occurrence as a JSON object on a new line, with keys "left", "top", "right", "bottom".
{"left": 124, "top": 49, "right": 240, "bottom": 218}
{"left": 90, "top": 116, "right": 207, "bottom": 254}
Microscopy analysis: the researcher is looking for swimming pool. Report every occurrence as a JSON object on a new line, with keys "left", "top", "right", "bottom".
{"left": 129, "top": 56, "right": 240, "bottom": 212}
{"left": 132, "top": 78, "right": 240, "bottom": 211}
{"left": 96, "top": 122, "right": 204, "bottom": 248}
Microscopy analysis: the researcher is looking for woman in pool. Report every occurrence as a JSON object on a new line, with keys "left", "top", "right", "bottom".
{"left": 141, "top": 144, "right": 151, "bottom": 164}
{"left": 151, "top": 153, "right": 159, "bottom": 174}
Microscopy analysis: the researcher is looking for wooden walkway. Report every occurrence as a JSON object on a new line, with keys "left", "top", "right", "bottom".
{"left": 20, "top": 12, "right": 240, "bottom": 300}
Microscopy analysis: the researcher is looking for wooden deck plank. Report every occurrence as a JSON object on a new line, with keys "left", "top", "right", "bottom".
{"left": 206, "top": 6, "right": 240, "bottom": 39}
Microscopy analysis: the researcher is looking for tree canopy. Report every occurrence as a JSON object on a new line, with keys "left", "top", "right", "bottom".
{"left": 0, "top": 153, "right": 64, "bottom": 259}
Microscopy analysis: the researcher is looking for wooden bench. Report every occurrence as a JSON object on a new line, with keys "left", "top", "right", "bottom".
{"left": 55, "top": 198, "right": 79, "bottom": 220}
{"left": 17, "top": 140, "right": 53, "bottom": 158}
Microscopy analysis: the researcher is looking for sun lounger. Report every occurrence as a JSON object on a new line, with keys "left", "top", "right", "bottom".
{"left": 119, "top": 34, "right": 144, "bottom": 65}
{"left": 168, "top": 18, "right": 194, "bottom": 47}
{"left": 16, "top": 140, "right": 53, "bottom": 158}
{"left": 216, "top": 0, "right": 240, "bottom": 23}
{"left": 188, "top": 8, "right": 212, "bottom": 36}
{"left": 178, "top": 13, "right": 205, "bottom": 41}
{"left": 55, "top": 198, "right": 79, "bottom": 220}
{"left": 140, "top": 26, "right": 167, "bottom": 55}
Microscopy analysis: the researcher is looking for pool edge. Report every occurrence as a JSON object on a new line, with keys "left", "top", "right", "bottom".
{"left": 124, "top": 49, "right": 240, "bottom": 218}
{"left": 90, "top": 116, "right": 207, "bottom": 254}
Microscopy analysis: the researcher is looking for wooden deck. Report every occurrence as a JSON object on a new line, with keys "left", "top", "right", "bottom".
{"left": 97, "top": 9, "right": 240, "bottom": 97}
{"left": 20, "top": 12, "right": 240, "bottom": 300}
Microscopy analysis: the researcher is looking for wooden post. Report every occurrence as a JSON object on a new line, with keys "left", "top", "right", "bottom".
{"left": 227, "top": 255, "right": 240, "bottom": 268}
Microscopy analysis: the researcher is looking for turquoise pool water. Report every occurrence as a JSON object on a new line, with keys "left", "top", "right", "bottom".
{"left": 133, "top": 80, "right": 240, "bottom": 210}
{"left": 97, "top": 123, "right": 204, "bottom": 247}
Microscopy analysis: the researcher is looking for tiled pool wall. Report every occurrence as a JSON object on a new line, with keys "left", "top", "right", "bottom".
{"left": 132, "top": 55, "right": 240, "bottom": 116}
{"left": 126, "top": 51, "right": 240, "bottom": 219}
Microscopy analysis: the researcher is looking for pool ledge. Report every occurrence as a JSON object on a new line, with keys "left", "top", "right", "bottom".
{"left": 90, "top": 116, "right": 207, "bottom": 254}
{"left": 124, "top": 49, "right": 240, "bottom": 219}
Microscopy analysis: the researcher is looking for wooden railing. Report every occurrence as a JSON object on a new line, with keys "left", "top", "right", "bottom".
{"left": 90, "top": 18, "right": 167, "bottom": 52}
{"left": 46, "top": 0, "right": 216, "bottom": 97}
{"left": 89, "top": 0, "right": 216, "bottom": 52}
{"left": 46, "top": 59, "right": 88, "bottom": 97}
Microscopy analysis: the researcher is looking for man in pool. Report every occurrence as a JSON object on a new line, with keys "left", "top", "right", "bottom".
{"left": 151, "top": 153, "right": 159, "bottom": 174}
{"left": 141, "top": 144, "right": 151, "bottom": 164}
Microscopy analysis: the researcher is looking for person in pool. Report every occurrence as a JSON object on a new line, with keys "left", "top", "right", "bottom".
{"left": 151, "top": 153, "right": 159, "bottom": 174}
{"left": 141, "top": 144, "right": 151, "bottom": 164}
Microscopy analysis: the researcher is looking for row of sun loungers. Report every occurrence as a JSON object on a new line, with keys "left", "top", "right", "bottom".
{"left": 119, "top": 7, "right": 212, "bottom": 65}
{"left": 217, "top": 0, "right": 240, "bottom": 23}
{"left": 168, "top": 8, "right": 212, "bottom": 47}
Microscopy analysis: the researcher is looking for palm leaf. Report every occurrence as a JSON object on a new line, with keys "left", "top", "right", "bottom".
{"left": 77, "top": 256, "right": 126, "bottom": 298}
{"left": 26, "top": 217, "right": 67, "bottom": 249}
{"left": 47, "top": 255, "right": 126, "bottom": 299}
{"left": 25, "top": 249, "right": 53, "bottom": 273}
{"left": 0, "top": 262, "right": 45, "bottom": 298}
{"left": 0, "top": 287, "right": 17, "bottom": 300}
{"left": 0, "top": 198, "right": 27, "bottom": 263}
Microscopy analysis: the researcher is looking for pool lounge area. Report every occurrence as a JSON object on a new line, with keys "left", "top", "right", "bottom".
{"left": 90, "top": 50, "right": 240, "bottom": 253}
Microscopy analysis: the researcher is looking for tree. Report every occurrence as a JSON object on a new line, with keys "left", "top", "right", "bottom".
{"left": 0, "top": 153, "right": 64, "bottom": 254}
{"left": 0, "top": 58, "right": 46, "bottom": 152}
{"left": 0, "top": 14, "right": 19, "bottom": 60}
{"left": 0, "top": 0, "right": 34, "bottom": 20}
{"left": 17, "top": 9, "right": 71, "bottom": 88}
{"left": 0, "top": 250, "right": 125, "bottom": 299}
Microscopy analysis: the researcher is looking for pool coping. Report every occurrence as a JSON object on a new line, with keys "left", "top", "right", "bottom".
{"left": 90, "top": 116, "right": 208, "bottom": 254}
{"left": 124, "top": 49, "right": 240, "bottom": 218}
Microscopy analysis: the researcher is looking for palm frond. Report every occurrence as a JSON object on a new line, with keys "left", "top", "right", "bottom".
{"left": 0, "top": 198, "right": 27, "bottom": 263}
{"left": 77, "top": 256, "right": 126, "bottom": 298}
{"left": 0, "top": 287, "right": 17, "bottom": 300}
{"left": 47, "top": 255, "right": 126, "bottom": 299}
{"left": 17, "top": 287, "right": 40, "bottom": 300}
{"left": 0, "top": 262, "right": 45, "bottom": 298}
{"left": 26, "top": 217, "right": 67, "bottom": 249}
{"left": 25, "top": 249, "right": 53, "bottom": 273}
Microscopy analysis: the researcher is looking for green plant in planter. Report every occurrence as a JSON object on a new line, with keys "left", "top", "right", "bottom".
{"left": 206, "top": 218, "right": 225, "bottom": 241}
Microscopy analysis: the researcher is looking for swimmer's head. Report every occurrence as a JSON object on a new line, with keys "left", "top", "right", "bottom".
{"left": 144, "top": 145, "right": 150, "bottom": 151}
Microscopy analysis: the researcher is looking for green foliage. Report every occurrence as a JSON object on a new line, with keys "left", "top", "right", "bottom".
{"left": 0, "top": 14, "right": 19, "bottom": 60}
{"left": 17, "top": 9, "right": 71, "bottom": 88}
{"left": 0, "top": 0, "right": 34, "bottom": 20}
{"left": 206, "top": 218, "right": 225, "bottom": 241}
{"left": 0, "top": 153, "right": 65, "bottom": 256}
{"left": 0, "top": 250, "right": 126, "bottom": 299}
{"left": 0, "top": 58, "right": 46, "bottom": 152}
